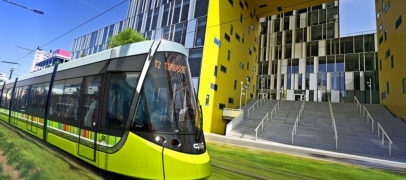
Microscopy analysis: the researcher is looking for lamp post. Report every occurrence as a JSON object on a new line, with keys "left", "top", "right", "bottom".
{"left": 1, "top": 61, "right": 21, "bottom": 79}
{"left": 239, "top": 81, "right": 244, "bottom": 109}
{"left": 1, "top": 0, "right": 44, "bottom": 14}
{"left": 367, "top": 78, "right": 372, "bottom": 104}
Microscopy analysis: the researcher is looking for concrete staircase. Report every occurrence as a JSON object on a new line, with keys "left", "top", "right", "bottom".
{"left": 226, "top": 100, "right": 406, "bottom": 163}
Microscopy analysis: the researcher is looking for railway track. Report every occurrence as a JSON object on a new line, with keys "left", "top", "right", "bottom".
{"left": 0, "top": 120, "right": 134, "bottom": 180}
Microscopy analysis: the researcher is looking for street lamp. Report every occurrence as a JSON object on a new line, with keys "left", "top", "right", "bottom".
{"left": 367, "top": 78, "right": 372, "bottom": 104}
{"left": 1, "top": 61, "right": 21, "bottom": 79}
{"left": 1, "top": 0, "right": 44, "bottom": 14}
{"left": 240, "top": 81, "right": 244, "bottom": 109}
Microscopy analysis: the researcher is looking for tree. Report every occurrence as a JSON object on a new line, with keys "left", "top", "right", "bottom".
{"left": 108, "top": 28, "right": 145, "bottom": 48}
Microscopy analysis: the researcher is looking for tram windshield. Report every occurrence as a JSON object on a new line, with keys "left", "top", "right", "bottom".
{"left": 132, "top": 52, "right": 202, "bottom": 133}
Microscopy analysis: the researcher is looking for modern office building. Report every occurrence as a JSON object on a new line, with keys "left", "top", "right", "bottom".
{"left": 32, "top": 49, "right": 71, "bottom": 72}
{"left": 30, "top": 49, "right": 52, "bottom": 72}
{"left": 71, "top": 0, "right": 337, "bottom": 134}
{"left": 257, "top": 1, "right": 379, "bottom": 103}
{"left": 375, "top": 0, "right": 405, "bottom": 119}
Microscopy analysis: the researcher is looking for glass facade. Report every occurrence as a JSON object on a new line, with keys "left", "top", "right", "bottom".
{"left": 257, "top": 1, "right": 379, "bottom": 103}
{"left": 71, "top": 0, "right": 209, "bottom": 79}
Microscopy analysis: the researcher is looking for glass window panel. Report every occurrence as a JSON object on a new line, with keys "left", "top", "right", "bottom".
{"left": 82, "top": 76, "right": 102, "bottom": 127}
{"left": 151, "top": 8, "right": 159, "bottom": 30}
{"left": 327, "top": 56, "right": 335, "bottom": 72}
{"left": 285, "top": 45, "right": 292, "bottom": 59}
{"left": 327, "top": 7, "right": 338, "bottom": 23}
{"left": 181, "top": 0, "right": 190, "bottom": 22}
{"left": 360, "top": 53, "right": 364, "bottom": 71}
{"left": 365, "top": 53, "right": 374, "bottom": 71}
{"left": 189, "top": 48, "right": 203, "bottom": 77}
{"left": 283, "top": 17, "right": 289, "bottom": 31}
{"left": 162, "top": 4, "right": 170, "bottom": 27}
{"left": 145, "top": 10, "right": 153, "bottom": 31}
{"left": 354, "top": 36, "right": 363, "bottom": 53}
{"left": 345, "top": 54, "right": 359, "bottom": 71}
{"left": 105, "top": 73, "right": 138, "bottom": 129}
{"left": 174, "top": 23, "right": 183, "bottom": 43}
{"left": 296, "top": 28, "right": 304, "bottom": 43}
{"left": 136, "top": 14, "right": 144, "bottom": 32}
{"left": 63, "top": 78, "right": 82, "bottom": 120}
{"left": 194, "top": 0, "right": 208, "bottom": 18}
{"left": 276, "top": 32, "right": 282, "bottom": 45}
{"left": 49, "top": 80, "right": 65, "bottom": 117}
{"left": 292, "top": 59, "right": 299, "bottom": 74}
{"left": 194, "top": 17, "right": 207, "bottom": 46}
{"left": 326, "top": 23, "right": 335, "bottom": 39}
{"left": 274, "top": 19, "right": 280, "bottom": 32}
{"left": 319, "top": 9, "right": 326, "bottom": 24}
{"left": 319, "top": 57, "right": 326, "bottom": 73}
{"left": 311, "top": 41, "right": 318, "bottom": 56}
{"left": 306, "top": 57, "right": 314, "bottom": 73}
{"left": 336, "top": 55, "right": 344, "bottom": 72}
{"left": 286, "top": 30, "right": 292, "bottom": 44}
{"left": 172, "top": 0, "right": 182, "bottom": 24}
{"left": 311, "top": 25, "right": 322, "bottom": 41}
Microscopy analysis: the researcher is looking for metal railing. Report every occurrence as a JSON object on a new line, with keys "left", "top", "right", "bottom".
{"left": 254, "top": 102, "right": 279, "bottom": 141}
{"left": 354, "top": 96, "right": 362, "bottom": 114}
{"left": 291, "top": 100, "right": 305, "bottom": 145}
{"left": 224, "top": 109, "right": 244, "bottom": 135}
{"left": 255, "top": 113, "right": 269, "bottom": 140}
{"left": 328, "top": 96, "right": 338, "bottom": 150}
{"left": 377, "top": 122, "right": 393, "bottom": 156}
{"left": 247, "top": 101, "right": 259, "bottom": 118}
{"left": 362, "top": 106, "right": 375, "bottom": 132}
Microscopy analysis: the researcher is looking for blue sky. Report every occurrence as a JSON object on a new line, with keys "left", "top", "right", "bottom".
{"left": 0, "top": 0, "right": 376, "bottom": 78}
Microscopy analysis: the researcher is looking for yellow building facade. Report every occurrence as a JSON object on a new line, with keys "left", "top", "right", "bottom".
{"left": 200, "top": 0, "right": 333, "bottom": 134}
{"left": 375, "top": 0, "right": 406, "bottom": 120}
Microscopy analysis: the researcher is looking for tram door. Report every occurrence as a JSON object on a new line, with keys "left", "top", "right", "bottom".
{"left": 77, "top": 75, "right": 103, "bottom": 162}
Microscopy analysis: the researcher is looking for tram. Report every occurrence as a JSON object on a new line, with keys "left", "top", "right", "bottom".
{"left": 0, "top": 40, "right": 211, "bottom": 179}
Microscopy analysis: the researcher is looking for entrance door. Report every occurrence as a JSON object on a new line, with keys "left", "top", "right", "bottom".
{"left": 77, "top": 75, "right": 103, "bottom": 162}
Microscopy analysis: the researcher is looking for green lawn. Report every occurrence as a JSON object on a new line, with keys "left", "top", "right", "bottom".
{"left": 207, "top": 142, "right": 405, "bottom": 180}
{"left": 0, "top": 124, "right": 102, "bottom": 180}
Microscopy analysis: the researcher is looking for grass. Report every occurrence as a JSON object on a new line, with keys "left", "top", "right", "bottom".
{"left": 207, "top": 142, "right": 406, "bottom": 180}
{"left": 0, "top": 164, "right": 11, "bottom": 180}
{"left": 0, "top": 125, "right": 102, "bottom": 180}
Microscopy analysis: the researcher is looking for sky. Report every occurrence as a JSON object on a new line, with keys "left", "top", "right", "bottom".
{"left": 0, "top": 0, "right": 376, "bottom": 78}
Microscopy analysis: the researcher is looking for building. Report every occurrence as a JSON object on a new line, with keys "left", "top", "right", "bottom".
{"left": 30, "top": 49, "right": 52, "bottom": 73}
{"left": 32, "top": 49, "right": 71, "bottom": 72}
{"left": 375, "top": 0, "right": 405, "bottom": 119}
{"left": 71, "top": 0, "right": 338, "bottom": 135}
{"left": 0, "top": 73, "right": 6, "bottom": 81}
{"left": 258, "top": 1, "right": 379, "bottom": 103}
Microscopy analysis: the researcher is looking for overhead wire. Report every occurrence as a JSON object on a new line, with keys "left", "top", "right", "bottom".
{"left": 3, "top": 0, "right": 324, "bottom": 76}
{"left": 0, "top": 0, "right": 129, "bottom": 73}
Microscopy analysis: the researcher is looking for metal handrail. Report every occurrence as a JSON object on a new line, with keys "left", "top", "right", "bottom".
{"left": 292, "top": 100, "right": 306, "bottom": 144}
{"left": 255, "top": 112, "right": 269, "bottom": 140}
{"left": 254, "top": 102, "right": 279, "bottom": 141}
{"left": 328, "top": 96, "right": 338, "bottom": 150}
{"left": 247, "top": 101, "right": 259, "bottom": 118}
{"left": 362, "top": 106, "right": 375, "bottom": 132}
{"left": 354, "top": 96, "right": 362, "bottom": 114}
{"left": 377, "top": 122, "right": 393, "bottom": 156}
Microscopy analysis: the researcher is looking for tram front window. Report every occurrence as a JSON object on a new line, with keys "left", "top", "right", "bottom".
{"left": 132, "top": 52, "right": 202, "bottom": 134}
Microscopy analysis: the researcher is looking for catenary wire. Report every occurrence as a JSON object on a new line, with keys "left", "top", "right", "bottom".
{"left": 0, "top": 0, "right": 129, "bottom": 73}
{"left": 3, "top": 0, "right": 330, "bottom": 75}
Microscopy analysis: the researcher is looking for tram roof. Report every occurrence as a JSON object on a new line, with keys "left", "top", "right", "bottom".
{"left": 4, "top": 40, "right": 186, "bottom": 85}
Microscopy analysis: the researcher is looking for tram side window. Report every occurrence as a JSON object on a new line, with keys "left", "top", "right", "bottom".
{"left": 27, "top": 84, "right": 48, "bottom": 117}
{"left": 104, "top": 73, "right": 138, "bottom": 129}
{"left": 62, "top": 78, "right": 82, "bottom": 120}
{"left": 81, "top": 75, "right": 102, "bottom": 127}
{"left": 28, "top": 85, "right": 38, "bottom": 116}
{"left": 5, "top": 89, "right": 12, "bottom": 109}
{"left": 49, "top": 80, "right": 65, "bottom": 117}
{"left": 1, "top": 89, "right": 9, "bottom": 108}
{"left": 11, "top": 87, "right": 22, "bottom": 112}
{"left": 20, "top": 86, "right": 31, "bottom": 113}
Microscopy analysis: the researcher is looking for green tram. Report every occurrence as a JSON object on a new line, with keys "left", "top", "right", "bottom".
{"left": 0, "top": 40, "right": 211, "bottom": 179}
